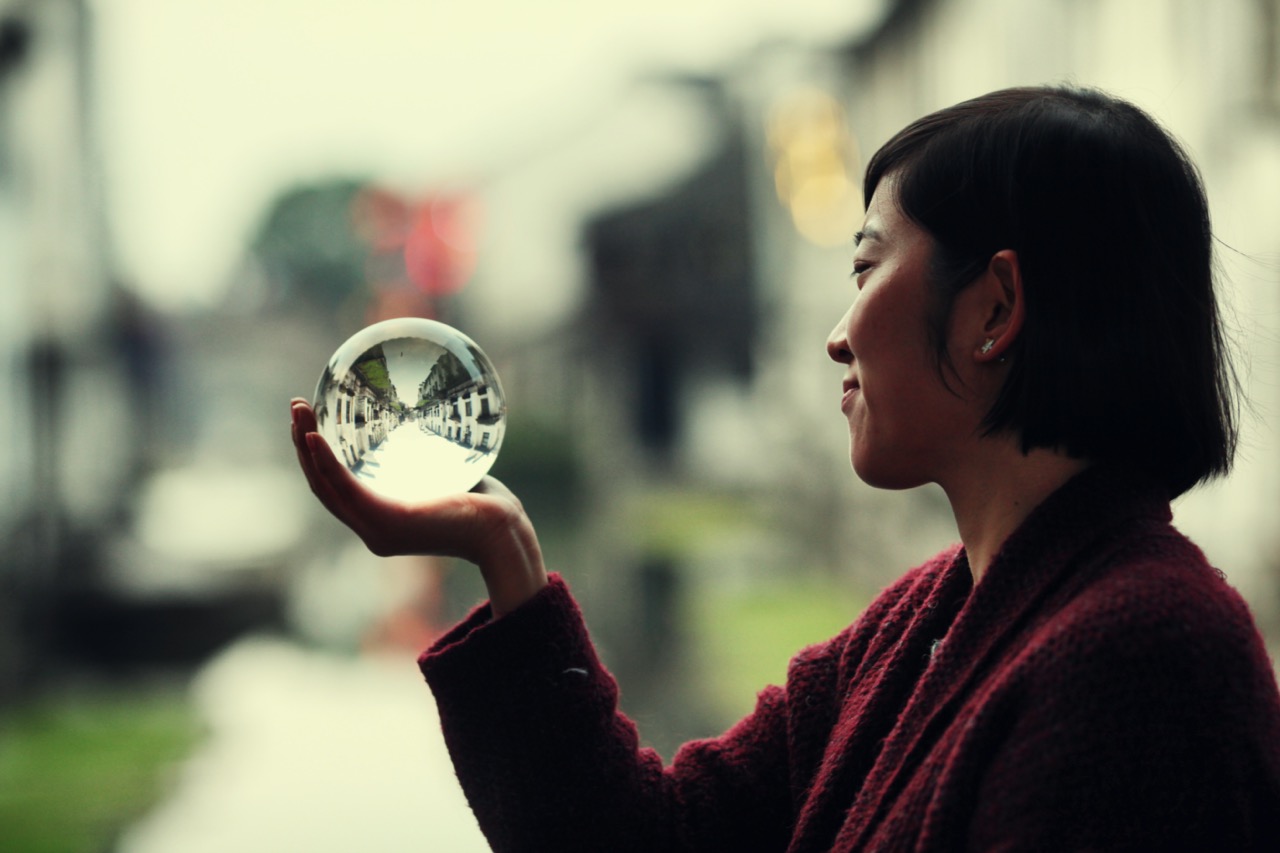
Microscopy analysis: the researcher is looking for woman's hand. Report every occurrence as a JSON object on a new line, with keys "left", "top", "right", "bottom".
{"left": 289, "top": 398, "right": 547, "bottom": 617}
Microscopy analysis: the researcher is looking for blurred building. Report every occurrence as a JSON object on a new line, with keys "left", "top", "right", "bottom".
{"left": 0, "top": 0, "right": 145, "bottom": 698}
{"left": 549, "top": 0, "right": 1280, "bottom": 651}
{"left": 468, "top": 2, "right": 1280, "bottom": 742}
{"left": 13, "top": 0, "right": 1264, "bottom": 736}
{"left": 825, "top": 0, "right": 1280, "bottom": 632}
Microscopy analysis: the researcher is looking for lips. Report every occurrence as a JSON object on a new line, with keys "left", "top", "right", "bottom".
{"left": 841, "top": 378, "right": 860, "bottom": 412}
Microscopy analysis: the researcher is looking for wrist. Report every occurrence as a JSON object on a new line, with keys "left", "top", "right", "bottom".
{"left": 476, "top": 514, "right": 547, "bottom": 618}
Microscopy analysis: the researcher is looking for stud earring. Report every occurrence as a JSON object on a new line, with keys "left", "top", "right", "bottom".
{"left": 980, "top": 338, "right": 995, "bottom": 355}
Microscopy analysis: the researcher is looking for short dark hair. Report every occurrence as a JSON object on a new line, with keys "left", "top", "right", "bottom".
{"left": 864, "top": 85, "right": 1238, "bottom": 498}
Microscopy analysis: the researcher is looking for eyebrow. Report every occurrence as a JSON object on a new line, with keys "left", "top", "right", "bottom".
{"left": 853, "top": 227, "right": 882, "bottom": 247}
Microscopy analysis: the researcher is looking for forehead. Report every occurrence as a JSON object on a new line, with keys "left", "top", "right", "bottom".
{"left": 860, "top": 176, "right": 902, "bottom": 231}
{"left": 858, "top": 179, "right": 926, "bottom": 249}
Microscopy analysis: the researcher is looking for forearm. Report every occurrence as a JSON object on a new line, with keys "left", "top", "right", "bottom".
{"left": 421, "top": 575, "right": 795, "bottom": 853}
{"left": 423, "top": 577, "right": 670, "bottom": 852}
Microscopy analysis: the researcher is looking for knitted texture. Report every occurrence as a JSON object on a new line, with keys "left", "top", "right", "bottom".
{"left": 421, "top": 468, "right": 1280, "bottom": 852}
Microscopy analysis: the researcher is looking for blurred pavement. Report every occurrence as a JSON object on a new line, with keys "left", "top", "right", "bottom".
{"left": 117, "top": 636, "right": 490, "bottom": 853}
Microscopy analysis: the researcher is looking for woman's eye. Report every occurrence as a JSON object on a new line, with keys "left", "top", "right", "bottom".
{"left": 850, "top": 262, "right": 872, "bottom": 281}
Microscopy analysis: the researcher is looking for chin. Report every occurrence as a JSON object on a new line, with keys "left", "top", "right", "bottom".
{"left": 851, "top": 455, "right": 927, "bottom": 491}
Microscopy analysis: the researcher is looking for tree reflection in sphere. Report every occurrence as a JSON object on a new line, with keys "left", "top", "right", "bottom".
{"left": 313, "top": 318, "right": 506, "bottom": 502}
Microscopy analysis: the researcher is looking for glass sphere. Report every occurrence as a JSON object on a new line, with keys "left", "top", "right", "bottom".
{"left": 313, "top": 317, "right": 506, "bottom": 503}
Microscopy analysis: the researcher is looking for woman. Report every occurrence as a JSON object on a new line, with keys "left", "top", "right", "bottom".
{"left": 290, "top": 86, "right": 1280, "bottom": 851}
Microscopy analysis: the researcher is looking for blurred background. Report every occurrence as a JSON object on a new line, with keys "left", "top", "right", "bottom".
{"left": 2, "top": 0, "right": 1279, "bottom": 850}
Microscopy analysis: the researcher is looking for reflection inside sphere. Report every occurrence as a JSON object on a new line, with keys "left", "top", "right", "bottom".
{"left": 313, "top": 318, "right": 506, "bottom": 503}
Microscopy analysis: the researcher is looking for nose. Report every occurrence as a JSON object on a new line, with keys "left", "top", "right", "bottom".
{"left": 826, "top": 308, "right": 853, "bottom": 364}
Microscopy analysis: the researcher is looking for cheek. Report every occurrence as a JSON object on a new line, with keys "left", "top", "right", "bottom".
{"left": 844, "top": 294, "right": 879, "bottom": 355}
{"left": 846, "top": 291, "right": 904, "bottom": 377}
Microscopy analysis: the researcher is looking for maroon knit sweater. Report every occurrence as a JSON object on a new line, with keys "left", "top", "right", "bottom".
{"left": 421, "top": 468, "right": 1280, "bottom": 851}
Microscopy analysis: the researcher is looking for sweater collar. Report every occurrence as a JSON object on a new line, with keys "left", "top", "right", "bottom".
{"left": 926, "top": 464, "right": 1170, "bottom": 677}
{"left": 976, "top": 464, "right": 1171, "bottom": 591}
{"left": 946, "top": 464, "right": 1169, "bottom": 631}
{"left": 840, "top": 466, "right": 1174, "bottom": 848}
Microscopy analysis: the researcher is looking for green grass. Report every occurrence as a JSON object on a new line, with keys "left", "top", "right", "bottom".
{"left": 0, "top": 684, "right": 203, "bottom": 853}
{"left": 631, "top": 491, "right": 756, "bottom": 559}
{"left": 689, "top": 576, "right": 867, "bottom": 723}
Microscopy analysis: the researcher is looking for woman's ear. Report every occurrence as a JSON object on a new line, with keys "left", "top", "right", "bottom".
{"left": 973, "top": 249, "right": 1023, "bottom": 362}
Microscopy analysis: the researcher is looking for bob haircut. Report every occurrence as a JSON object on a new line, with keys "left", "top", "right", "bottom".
{"left": 863, "top": 85, "right": 1238, "bottom": 498}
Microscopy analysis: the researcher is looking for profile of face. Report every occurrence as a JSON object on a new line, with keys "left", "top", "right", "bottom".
{"left": 826, "top": 177, "right": 998, "bottom": 490}
{"left": 833, "top": 86, "right": 1233, "bottom": 500}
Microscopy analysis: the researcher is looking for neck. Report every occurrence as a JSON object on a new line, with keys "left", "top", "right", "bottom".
{"left": 942, "top": 443, "right": 1090, "bottom": 583}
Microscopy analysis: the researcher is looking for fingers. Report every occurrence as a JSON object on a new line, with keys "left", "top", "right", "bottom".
{"left": 290, "top": 399, "right": 364, "bottom": 530}
{"left": 290, "top": 400, "right": 327, "bottom": 500}
{"left": 471, "top": 476, "right": 524, "bottom": 514}
{"left": 305, "top": 439, "right": 395, "bottom": 551}
{"left": 286, "top": 398, "right": 541, "bottom": 566}
{"left": 289, "top": 401, "right": 314, "bottom": 480}
{"left": 304, "top": 432, "right": 371, "bottom": 517}
{"left": 290, "top": 397, "right": 318, "bottom": 433}
{"left": 302, "top": 433, "right": 345, "bottom": 503}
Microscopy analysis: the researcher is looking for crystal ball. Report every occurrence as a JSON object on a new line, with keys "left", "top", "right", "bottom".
{"left": 312, "top": 317, "right": 506, "bottom": 503}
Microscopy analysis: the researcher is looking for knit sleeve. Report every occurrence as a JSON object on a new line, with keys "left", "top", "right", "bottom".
{"left": 419, "top": 573, "right": 795, "bottom": 853}
{"left": 966, "top": 560, "right": 1280, "bottom": 852}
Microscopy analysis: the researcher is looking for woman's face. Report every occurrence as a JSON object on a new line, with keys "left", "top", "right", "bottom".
{"left": 826, "top": 177, "right": 977, "bottom": 489}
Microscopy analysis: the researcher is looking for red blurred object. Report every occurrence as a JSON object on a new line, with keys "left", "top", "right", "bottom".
{"left": 350, "top": 185, "right": 481, "bottom": 322}
{"left": 404, "top": 195, "right": 479, "bottom": 296}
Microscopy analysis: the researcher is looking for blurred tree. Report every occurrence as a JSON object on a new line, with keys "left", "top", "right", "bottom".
{"left": 248, "top": 177, "right": 371, "bottom": 312}
{"left": 244, "top": 179, "right": 479, "bottom": 325}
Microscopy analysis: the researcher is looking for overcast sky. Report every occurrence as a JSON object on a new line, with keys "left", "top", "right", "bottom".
{"left": 92, "top": 0, "right": 879, "bottom": 311}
